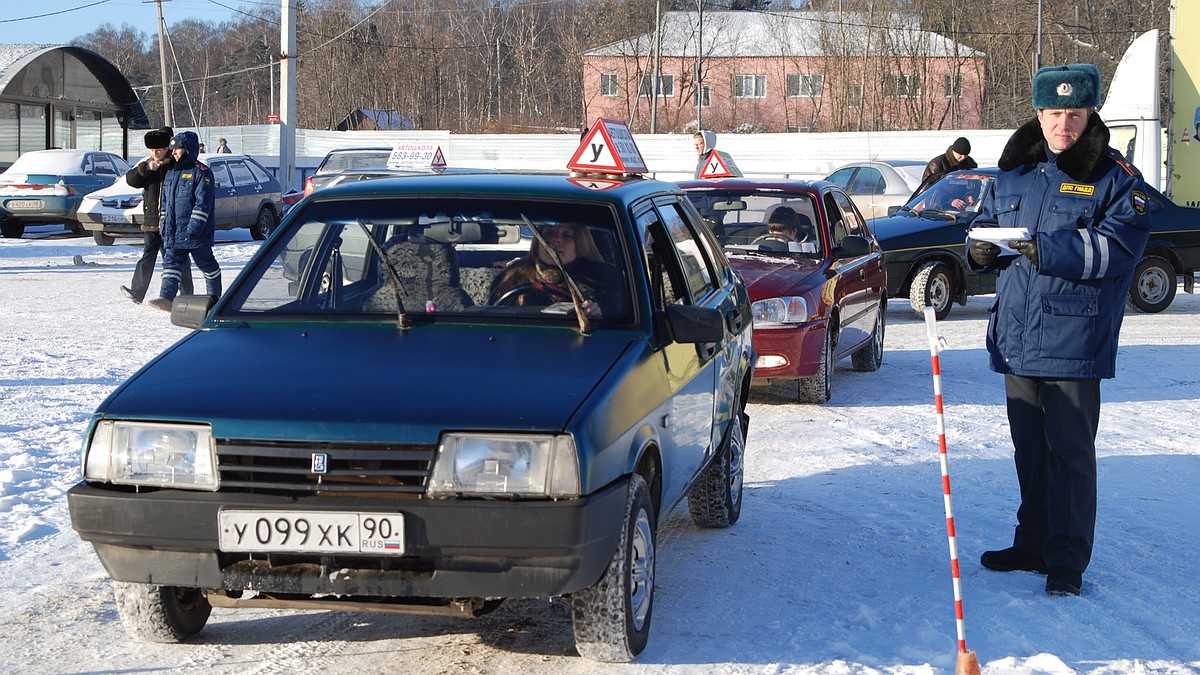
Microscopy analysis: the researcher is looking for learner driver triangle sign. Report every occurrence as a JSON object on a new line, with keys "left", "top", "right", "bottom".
{"left": 568, "top": 118, "right": 648, "bottom": 175}
{"left": 700, "top": 150, "right": 741, "bottom": 178}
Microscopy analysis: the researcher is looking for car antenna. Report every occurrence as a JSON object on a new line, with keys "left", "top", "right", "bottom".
{"left": 521, "top": 214, "right": 592, "bottom": 335}
{"left": 356, "top": 219, "right": 410, "bottom": 329}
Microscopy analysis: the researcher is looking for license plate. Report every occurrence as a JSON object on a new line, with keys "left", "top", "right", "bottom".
{"left": 218, "top": 510, "right": 405, "bottom": 555}
{"left": 101, "top": 214, "right": 129, "bottom": 224}
{"left": 7, "top": 199, "right": 40, "bottom": 209}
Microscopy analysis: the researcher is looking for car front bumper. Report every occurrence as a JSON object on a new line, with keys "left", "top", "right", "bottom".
{"left": 749, "top": 322, "right": 825, "bottom": 382}
{"left": 68, "top": 479, "right": 627, "bottom": 599}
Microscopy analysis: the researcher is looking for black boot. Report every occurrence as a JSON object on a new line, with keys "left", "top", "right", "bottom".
{"left": 1045, "top": 567, "right": 1083, "bottom": 596}
{"left": 980, "top": 547, "right": 1048, "bottom": 574}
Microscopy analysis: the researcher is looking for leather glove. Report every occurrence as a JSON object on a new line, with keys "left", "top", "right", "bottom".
{"left": 969, "top": 239, "right": 1001, "bottom": 266}
{"left": 1009, "top": 238, "right": 1039, "bottom": 266}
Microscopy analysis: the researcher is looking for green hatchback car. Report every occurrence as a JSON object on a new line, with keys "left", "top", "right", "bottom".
{"left": 67, "top": 172, "right": 755, "bottom": 662}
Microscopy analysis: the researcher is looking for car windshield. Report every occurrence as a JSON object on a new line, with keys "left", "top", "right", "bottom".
{"left": 903, "top": 174, "right": 993, "bottom": 217}
{"left": 317, "top": 150, "right": 393, "bottom": 174}
{"left": 220, "top": 196, "right": 634, "bottom": 326}
{"left": 685, "top": 190, "right": 822, "bottom": 256}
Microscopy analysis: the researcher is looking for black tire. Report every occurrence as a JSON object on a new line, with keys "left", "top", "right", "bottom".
{"left": 909, "top": 261, "right": 954, "bottom": 320}
{"left": 572, "top": 473, "right": 655, "bottom": 662}
{"left": 851, "top": 301, "right": 885, "bottom": 372}
{"left": 1127, "top": 255, "right": 1177, "bottom": 313}
{"left": 93, "top": 230, "right": 115, "bottom": 246}
{"left": 1, "top": 220, "right": 24, "bottom": 238}
{"left": 113, "top": 581, "right": 211, "bottom": 643}
{"left": 688, "top": 407, "right": 746, "bottom": 528}
{"left": 250, "top": 206, "right": 277, "bottom": 240}
{"left": 797, "top": 329, "right": 832, "bottom": 404}
{"left": 66, "top": 220, "right": 84, "bottom": 235}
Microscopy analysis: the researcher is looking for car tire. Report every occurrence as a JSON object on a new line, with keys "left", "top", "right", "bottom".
{"left": 851, "top": 301, "right": 885, "bottom": 372}
{"left": 797, "top": 329, "right": 832, "bottom": 404}
{"left": 909, "top": 261, "right": 954, "bottom": 320}
{"left": 93, "top": 230, "right": 115, "bottom": 246}
{"left": 113, "top": 581, "right": 211, "bottom": 643}
{"left": 1, "top": 221, "right": 23, "bottom": 238}
{"left": 66, "top": 220, "right": 84, "bottom": 235}
{"left": 688, "top": 406, "right": 746, "bottom": 528}
{"left": 571, "top": 473, "right": 655, "bottom": 662}
{"left": 1127, "top": 255, "right": 1176, "bottom": 313}
{"left": 250, "top": 206, "right": 277, "bottom": 240}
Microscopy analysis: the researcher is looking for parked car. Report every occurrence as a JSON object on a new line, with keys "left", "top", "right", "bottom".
{"left": 77, "top": 153, "right": 285, "bottom": 245}
{"left": 679, "top": 177, "right": 887, "bottom": 403}
{"left": 303, "top": 147, "right": 393, "bottom": 195}
{"left": 67, "top": 171, "right": 755, "bottom": 663}
{"left": 0, "top": 149, "right": 131, "bottom": 238}
{"left": 873, "top": 168, "right": 1200, "bottom": 319}
{"left": 823, "top": 160, "right": 926, "bottom": 220}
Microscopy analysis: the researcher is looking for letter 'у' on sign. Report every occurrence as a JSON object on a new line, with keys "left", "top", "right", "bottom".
{"left": 700, "top": 151, "right": 738, "bottom": 179}
{"left": 567, "top": 118, "right": 648, "bottom": 175}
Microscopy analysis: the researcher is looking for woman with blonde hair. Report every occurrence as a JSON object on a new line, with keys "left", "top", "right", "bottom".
{"left": 489, "top": 222, "right": 625, "bottom": 318}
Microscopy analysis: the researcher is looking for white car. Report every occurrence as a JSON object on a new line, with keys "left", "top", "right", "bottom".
{"left": 824, "top": 160, "right": 926, "bottom": 220}
{"left": 78, "top": 153, "right": 285, "bottom": 245}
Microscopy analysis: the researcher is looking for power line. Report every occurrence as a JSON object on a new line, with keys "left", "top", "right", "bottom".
{"left": 0, "top": 0, "right": 114, "bottom": 24}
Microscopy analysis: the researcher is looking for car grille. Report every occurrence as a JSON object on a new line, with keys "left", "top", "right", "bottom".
{"left": 216, "top": 440, "right": 435, "bottom": 494}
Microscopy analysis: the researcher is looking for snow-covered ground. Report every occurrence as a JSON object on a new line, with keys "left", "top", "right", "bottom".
{"left": 2, "top": 225, "right": 1198, "bottom": 674}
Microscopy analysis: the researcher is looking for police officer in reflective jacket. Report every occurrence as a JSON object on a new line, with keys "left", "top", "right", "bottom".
{"left": 148, "top": 131, "right": 221, "bottom": 311}
{"left": 967, "top": 64, "right": 1151, "bottom": 596}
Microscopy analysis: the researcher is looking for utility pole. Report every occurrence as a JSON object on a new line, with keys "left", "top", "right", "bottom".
{"left": 696, "top": 0, "right": 703, "bottom": 130}
{"left": 279, "top": 0, "right": 298, "bottom": 191}
{"left": 148, "top": 0, "right": 172, "bottom": 126}
{"left": 650, "top": 0, "right": 661, "bottom": 133}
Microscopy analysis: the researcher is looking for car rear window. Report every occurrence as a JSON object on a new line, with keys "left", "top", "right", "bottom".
{"left": 316, "top": 151, "right": 393, "bottom": 174}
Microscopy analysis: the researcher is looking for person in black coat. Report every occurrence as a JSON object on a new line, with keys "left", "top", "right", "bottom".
{"left": 917, "top": 137, "right": 978, "bottom": 193}
{"left": 121, "top": 127, "right": 192, "bottom": 303}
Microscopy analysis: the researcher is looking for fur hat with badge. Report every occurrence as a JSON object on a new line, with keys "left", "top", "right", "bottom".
{"left": 1032, "top": 64, "right": 1101, "bottom": 110}
{"left": 143, "top": 126, "right": 174, "bottom": 150}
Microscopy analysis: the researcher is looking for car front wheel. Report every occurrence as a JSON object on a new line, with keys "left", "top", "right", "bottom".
{"left": 113, "top": 581, "right": 211, "bottom": 642}
{"left": 688, "top": 406, "right": 746, "bottom": 528}
{"left": 1127, "top": 255, "right": 1176, "bottom": 313}
{"left": 797, "top": 329, "right": 832, "bottom": 404}
{"left": 93, "top": 230, "right": 115, "bottom": 246}
{"left": 909, "top": 261, "right": 954, "bottom": 320}
{"left": 250, "top": 207, "right": 277, "bottom": 240}
{"left": 2, "top": 220, "right": 25, "bottom": 238}
{"left": 571, "top": 473, "right": 655, "bottom": 662}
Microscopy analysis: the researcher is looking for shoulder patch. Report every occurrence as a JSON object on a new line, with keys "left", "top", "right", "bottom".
{"left": 1108, "top": 149, "right": 1141, "bottom": 177}
{"left": 1060, "top": 183, "right": 1095, "bottom": 196}
{"left": 195, "top": 161, "right": 208, "bottom": 170}
{"left": 1131, "top": 189, "right": 1148, "bottom": 216}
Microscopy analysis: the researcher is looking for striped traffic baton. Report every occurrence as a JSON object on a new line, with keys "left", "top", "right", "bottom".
{"left": 923, "top": 306, "right": 981, "bottom": 675}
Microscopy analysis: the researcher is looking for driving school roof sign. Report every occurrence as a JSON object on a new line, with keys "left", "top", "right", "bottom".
{"left": 568, "top": 118, "right": 648, "bottom": 175}
{"left": 387, "top": 143, "right": 446, "bottom": 170}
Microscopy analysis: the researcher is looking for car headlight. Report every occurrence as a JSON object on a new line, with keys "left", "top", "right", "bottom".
{"left": 428, "top": 433, "right": 580, "bottom": 498}
{"left": 83, "top": 420, "right": 218, "bottom": 491}
{"left": 751, "top": 296, "right": 809, "bottom": 326}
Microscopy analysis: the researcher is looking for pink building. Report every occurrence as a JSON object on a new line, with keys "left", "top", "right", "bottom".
{"left": 583, "top": 11, "right": 985, "bottom": 134}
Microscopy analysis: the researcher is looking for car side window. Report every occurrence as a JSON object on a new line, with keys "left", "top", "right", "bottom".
{"left": 850, "top": 168, "right": 884, "bottom": 195}
{"left": 227, "top": 160, "right": 255, "bottom": 187}
{"left": 209, "top": 162, "right": 232, "bottom": 188}
{"left": 639, "top": 210, "right": 688, "bottom": 309}
{"left": 832, "top": 190, "right": 865, "bottom": 236}
{"left": 245, "top": 159, "right": 273, "bottom": 185}
{"left": 92, "top": 155, "right": 116, "bottom": 175}
{"left": 657, "top": 202, "right": 717, "bottom": 301}
{"left": 826, "top": 167, "right": 855, "bottom": 189}
{"left": 825, "top": 193, "right": 849, "bottom": 246}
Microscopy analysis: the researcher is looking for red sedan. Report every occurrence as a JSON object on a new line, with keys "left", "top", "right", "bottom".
{"left": 679, "top": 178, "right": 888, "bottom": 403}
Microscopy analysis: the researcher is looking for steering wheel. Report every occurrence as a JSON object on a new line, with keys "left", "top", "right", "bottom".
{"left": 492, "top": 282, "right": 571, "bottom": 306}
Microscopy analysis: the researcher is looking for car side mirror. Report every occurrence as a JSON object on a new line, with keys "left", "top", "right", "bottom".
{"left": 836, "top": 234, "right": 872, "bottom": 258}
{"left": 170, "top": 294, "right": 215, "bottom": 329}
{"left": 664, "top": 304, "right": 724, "bottom": 344}
{"left": 887, "top": 205, "right": 901, "bottom": 216}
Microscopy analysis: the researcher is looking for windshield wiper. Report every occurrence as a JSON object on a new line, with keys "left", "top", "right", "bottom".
{"left": 521, "top": 214, "right": 592, "bottom": 335}
{"left": 921, "top": 209, "right": 958, "bottom": 220}
{"left": 356, "top": 219, "right": 410, "bottom": 329}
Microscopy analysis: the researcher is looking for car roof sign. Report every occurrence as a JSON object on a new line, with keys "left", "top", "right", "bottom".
{"left": 567, "top": 118, "right": 648, "bottom": 176}
{"left": 699, "top": 150, "right": 742, "bottom": 179}
{"left": 386, "top": 143, "right": 447, "bottom": 170}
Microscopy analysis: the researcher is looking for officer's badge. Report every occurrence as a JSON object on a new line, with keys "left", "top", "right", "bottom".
{"left": 1131, "top": 190, "right": 1148, "bottom": 216}
{"left": 1057, "top": 82, "right": 1073, "bottom": 96}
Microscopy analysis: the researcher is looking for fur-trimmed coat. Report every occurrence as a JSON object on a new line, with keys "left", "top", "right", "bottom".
{"left": 969, "top": 113, "right": 1152, "bottom": 379}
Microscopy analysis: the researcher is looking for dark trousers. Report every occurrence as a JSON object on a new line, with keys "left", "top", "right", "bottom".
{"left": 1005, "top": 374, "right": 1101, "bottom": 573}
{"left": 130, "top": 230, "right": 192, "bottom": 302}
{"left": 161, "top": 246, "right": 221, "bottom": 301}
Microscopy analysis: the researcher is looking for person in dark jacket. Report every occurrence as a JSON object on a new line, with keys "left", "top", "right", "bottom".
{"left": 966, "top": 63, "right": 1151, "bottom": 596}
{"left": 148, "top": 131, "right": 220, "bottom": 310}
{"left": 918, "top": 137, "right": 978, "bottom": 194}
{"left": 121, "top": 127, "right": 192, "bottom": 303}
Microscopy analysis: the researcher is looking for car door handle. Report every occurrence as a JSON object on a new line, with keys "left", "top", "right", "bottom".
{"left": 699, "top": 342, "right": 718, "bottom": 360}
{"left": 726, "top": 307, "right": 744, "bottom": 333}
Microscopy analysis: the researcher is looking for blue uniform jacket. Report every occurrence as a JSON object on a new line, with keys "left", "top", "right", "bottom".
{"left": 160, "top": 149, "right": 215, "bottom": 250}
{"left": 969, "top": 114, "right": 1151, "bottom": 379}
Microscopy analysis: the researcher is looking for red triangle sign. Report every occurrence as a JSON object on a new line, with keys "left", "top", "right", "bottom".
{"left": 699, "top": 150, "right": 738, "bottom": 179}
{"left": 568, "top": 118, "right": 648, "bottom": 175}
{"left": 431, "top": 146, "right": 447, "bottom": 167}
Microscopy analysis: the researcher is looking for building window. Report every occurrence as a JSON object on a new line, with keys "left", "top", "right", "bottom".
{"left": 845, "top": 84, "right": 863, "bottom": 108}
{"left": 885, "top": 75, "right": 922, "bottom": 99}
{"left": 787, "top": 74, "right": 823, "bottom": 98}
{"left": 733, "top": 74, "right": 766, "bottom": 99}
{"left": 639, "top": 74, "right": 674, "bottom": 98}
{"left": 601, "top": 73, "right": 619, "bottom": 97}
{"left": 699, "top": 85, "right": 711, "bottom": 107}
{"left": 944, "top": 74, "right": 963, "bottom": 99}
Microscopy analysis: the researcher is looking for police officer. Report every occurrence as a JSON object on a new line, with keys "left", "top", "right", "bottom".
{"left": 122, "top": 126, "right": 193, "bottom": 303}
{"left": 967, "top": 64, "right": 1151, "bottom": 596}
{"left": 148, "top": 131, "right": 221, "bottom": 310}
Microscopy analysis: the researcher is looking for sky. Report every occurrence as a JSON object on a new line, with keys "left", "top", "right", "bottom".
{"left": 1, "top": 222, "right": 1199, "bottom": 673}
{"left": 0, "top": 0, "right": 243, "bottom": 46}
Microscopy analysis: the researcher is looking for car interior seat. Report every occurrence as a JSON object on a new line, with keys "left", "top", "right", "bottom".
{"left": 364, "top": 235, "right": 474, "bottom": 312}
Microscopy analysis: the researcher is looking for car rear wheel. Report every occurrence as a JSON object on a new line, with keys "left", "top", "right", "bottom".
{"left": 797, "top": 329, "right": 832, "bottom": 404}
{"left": 1, "top": 221, "right": 23, "bottom": 238}
{"left": 66, "top": 220, "right": 84, "bottom": 235}
{"left": 250, "top": 206, "right": 277, "bottom": 240}
{"left": 688, "top": 405, "right": 746, "bottom": 528}
{"left": 1127, "top": 255, "right": 1176, "bottom": 313}
{"left": 851, "top": 301, "right": 885, "bottom": 372}
{"left": 572, "top": 473, "right": 655, "bottom": 662}
{"left": 909, "top": 261, "right": 954, "bottom": 320}
{"left": 93, "top": 230, "right": 115, "bottom": 246}
{"left": 113, "top": 581, "right": 211, "bottom": 643}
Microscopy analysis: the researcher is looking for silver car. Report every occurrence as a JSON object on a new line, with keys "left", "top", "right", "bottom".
{"left": 824, "top": 160, "right": 926, "bottom": 220}
{"left": 0, "top": 149, "right": 130, "bottom": 239}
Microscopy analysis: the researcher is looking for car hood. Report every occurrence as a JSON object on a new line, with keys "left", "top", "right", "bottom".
{"left": 81, "top": 177, "right": 136, "bottom": 201}
{"left": 872, "top": 212, "right": 977, "bottom": 242}
{"left": 100, "top": 325, "right": 637, "bottom": 444}
{"left": 728, "top": 255, "right": 824, "bottom": 299}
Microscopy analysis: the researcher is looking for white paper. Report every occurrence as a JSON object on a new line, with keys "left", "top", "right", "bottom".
{"left": 967, "top": 227, "right": 1030, "bottom": 254}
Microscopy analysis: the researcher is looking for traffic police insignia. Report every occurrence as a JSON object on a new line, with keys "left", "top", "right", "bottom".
{"left": 1057, "top": 82, "right": 1073, "bottom": 96}
{"left": 1059, "top": 183, "right": 1095, "bottom": 196}
{"left": 1131, "top": 189, "right": 1148, "bottom": 216}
